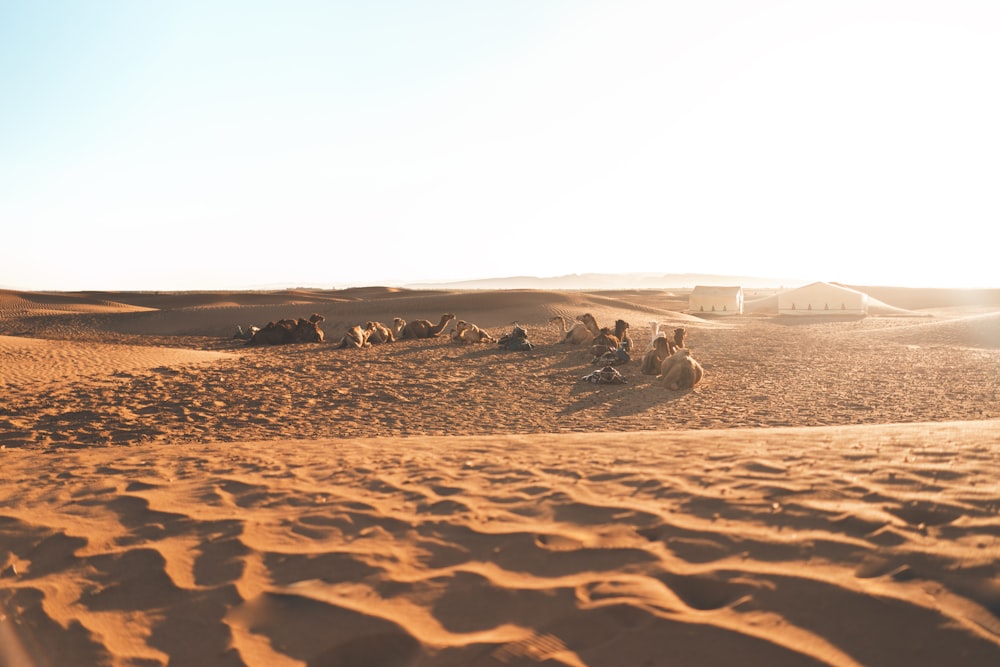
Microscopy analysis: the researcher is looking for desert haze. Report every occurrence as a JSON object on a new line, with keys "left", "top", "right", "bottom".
{"left": 1, "top": 283, "right": 999, "bottom": 666}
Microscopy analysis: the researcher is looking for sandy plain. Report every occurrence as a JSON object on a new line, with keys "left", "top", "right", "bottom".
{"left": 1, "top": 284, "right": 999, "bottom": 666}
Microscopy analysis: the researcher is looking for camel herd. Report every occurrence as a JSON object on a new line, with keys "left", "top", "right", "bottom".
{"left": 550, "top": 314, "right": 635, "bottom": 359}
{"left": 335, "top": 313, "right": 458, "bottom": 349}
{"left": 552, "top": 313, "right": 703, "bottom": 390}
{"left": 242, "top": 314, "right": 325, "bottom": 346}
{"left": 239, "top": 311, "right": 703, "bottom": 390}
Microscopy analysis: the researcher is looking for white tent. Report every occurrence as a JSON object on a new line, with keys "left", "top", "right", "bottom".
{"left": 777, "top": 282, "right": 869, "bottom": 316}
{"left": 689, "top": 285, "right": 743, "bottom": 315}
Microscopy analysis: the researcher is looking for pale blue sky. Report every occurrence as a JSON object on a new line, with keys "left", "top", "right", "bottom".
{"left": 2, "top": 1, "right": 998, "bottom": 290}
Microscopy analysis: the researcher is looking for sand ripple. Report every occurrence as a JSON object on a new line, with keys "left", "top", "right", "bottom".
{"left": 0, "top": 335, "right": 232, "bottom": 390}
{"left": 1, "top": 423, "right": 999, "bottom": 666}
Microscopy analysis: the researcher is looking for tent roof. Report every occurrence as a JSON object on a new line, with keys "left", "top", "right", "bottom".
{"left": 782, "top": 282, "right": 870, "bottom": 298}
{"left": 691, "top": 285, "right": 743, "bottom": 295}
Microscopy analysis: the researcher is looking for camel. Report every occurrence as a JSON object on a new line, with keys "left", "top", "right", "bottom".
{"left": 577, "top": 313, "right": 601, "bottom": 337}
{"left": 591, "top": 323, "right": 632, "bottom": 365}
{"left": 650, "top": 322, "right": 686, "bottom": 354}
{"left": 589, "top": 326, "right": 623, "bottom": 364}
{"left": 392, "top": 318, "right": 407, "bottom": 340}
{"left": 451, "top": 320, "right": 495, "bottom": 344}
{"left": 649, "top": 320, "right": 662, "bottom": 348}
{"left": 667, "top": 327, "right": 687, "bottom": 354}
{"left": 550, "top": 315, "right": 593, "bottom": 345}
{"left": 590, "top": 327, "right": 620, "bottom": 352}
{"left": 401, "top": 313, "right": 455, "bottom": 340}
{"left": 337, "top": 324, "right": 371, "bottom": 349}
{"left": 246, "top": 314, "right": 325, "bottom": 346}
{"left": 614, "top": 319, "right": 634, "bottom": 353}
{"left": 659, "top": 348, "right": 704, "bottom": 390}
{"left": 365, "top": 321, "right": 395, "bottom": 344}
{"left": 578, "top": 313, "right": 623, "bottom": 351}
{"left": 640, "top": 335, "right": 671, "bottom": 375}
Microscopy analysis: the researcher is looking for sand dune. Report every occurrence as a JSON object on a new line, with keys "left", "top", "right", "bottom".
{"left": 0, "top": 289, "right": 154, "bottom": 318}
{"left": 2, "top": 423, "right": 999, "bottom": 666}
{"left": 844, "top": 310, "right": 1000, "bottom": 349}
{"left": 0, "top": 288, "right": 709, "bottom": 340}
{"left": 0, "top": 335, "right": 232, "bottom": 390}
{"left": 1, "top": 286, "right": 998, "bottom": 665}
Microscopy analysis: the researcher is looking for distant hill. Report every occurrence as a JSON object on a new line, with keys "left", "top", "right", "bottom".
{"left": 405, "top": 273, "right": 808, "bottom": 291}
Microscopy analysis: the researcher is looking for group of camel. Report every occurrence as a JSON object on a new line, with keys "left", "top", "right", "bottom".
{"left": 244, "top": 310, "right": 702, "bottom": 390}
{"left": 552, "top": 313, "right": 704, "bottom": 390}
{"left": 550, "top": 313, "right": 634, "bottom": 357}
{"left": 642, "top": 323, "right": 704, "bottom": 390}
{"left": 243, "top": 312, "right": 495, "bottom": 349}
{"left": 337, "top": 313, "right": 497, "bottom": 349}
{"left": 334, "top": 313, "right": 495, "bottom": 349}
{"left": 244, "top": 314, "right": 326, "bottom": 346}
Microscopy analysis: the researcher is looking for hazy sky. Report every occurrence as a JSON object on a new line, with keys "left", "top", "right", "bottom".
{"left": 2, "top": 1, "right": 998, "bottom": 290}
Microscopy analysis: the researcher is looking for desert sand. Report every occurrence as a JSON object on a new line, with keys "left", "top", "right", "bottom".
{"left": 1, "top": 285, "right": 999, "bottom": 666}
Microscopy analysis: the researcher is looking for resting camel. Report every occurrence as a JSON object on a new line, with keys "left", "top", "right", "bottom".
{"left": 588, "top": 327, "right": 622, "bottom": 363}
{"left": 667, "top": 327, "right": 686, "bottom": 354}
{"left": 550, "top": 315, "right": 593, "bottom": 345}
{"left": 401, "top": 313, "right": 455, "bottom": 340}
{"left": 247, "top": 314, "right": 325, "bottom": 346}
{"left": 365, "top": 321, "right": 395, "bottom": 344}
{"left": 659, "top": 348, "right": 704, "bottom": 390}
{"left": 578, "top": 313, "right": 601, "bottom": 337}
{"left": 590, "top": 321, "right": 632, "bottom": 364}
{"left": 392, "top": 318, "right": 407, "bottom": 340}
{"left": 451, "top": 320, "right": 496, "bottom": 344}
{"left": 337, "top": 324, "right": 371, "bottom": 349}
{"left": 649, "top": 321, "right": 662, "bottom": 348}
{"left": 590, "top": 327, "right": 620, "bottom": 352}
{"left": 650, "top": 322, "right": 686, "bottom": 354}
{"left": 640, "top": 335, "right": 671, "bottom": 375}
{"left": 614, "top": 319, "right": 634, "bottom": 353}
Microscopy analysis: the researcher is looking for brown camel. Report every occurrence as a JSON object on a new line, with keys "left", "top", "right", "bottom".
{"left": 391, "top": 318, "right": 407, "bottom": 340}
{"left": 640, "top": 336, "right": 671, "bottom": 375}
{"left": 451, "top": 320, "right": 496, "bottom": 344}
{"left": 337, "top": 324, "right": 371, "bottom": 349}
{"left": 550, "top": 315, "right": 593, "bottom": 345}
{"left": 659, "top": 348, "right": 704, "bottom": 390}
{"left": 668, "top": 327, "right": 687, "bottom": 354}
{"left": 588, "top": 326, "right": 622, "bottom": 363}
{"left": 591, "top": 326, "right": 620, "bottom": 351}
{"left": 246, "top": 314, "right": 325, "bottom": 346}
{"left": 649, "top": 323, "right": 687, "bottom": 353}
{"left": 614, "top": 319, "right": 634, "bottom": 353}
{"left": 365, "top": 321, "right": 395, "bottom": 344}
{"left": 401, "top": 313, "right": 455, "bottom": 340}
{"left": 577, "top": 313, "right": 601, "bottom": 337}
